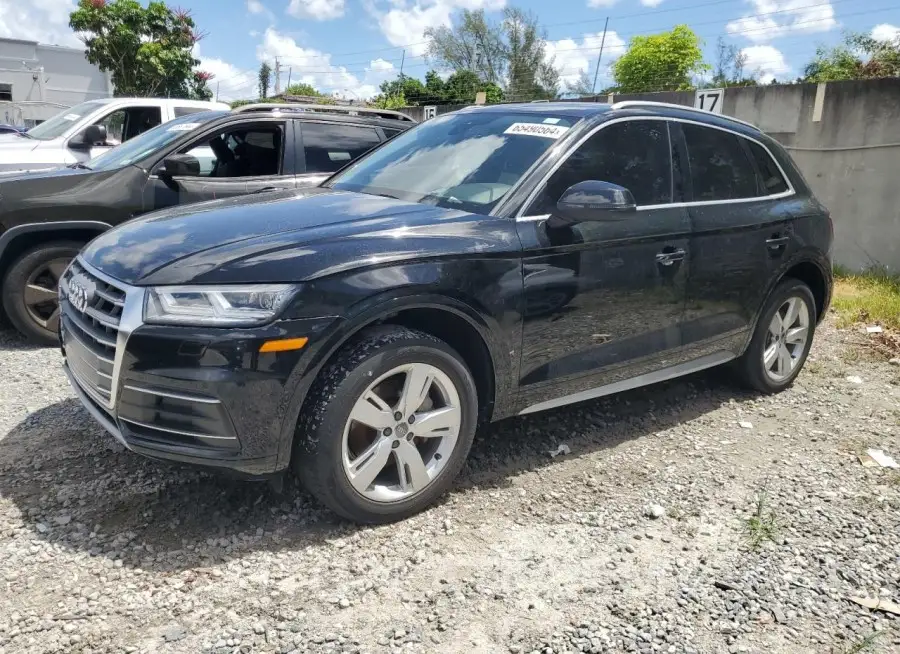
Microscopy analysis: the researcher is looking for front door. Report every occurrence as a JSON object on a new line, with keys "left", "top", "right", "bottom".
{"left": 515, "top": 119, "right": 692, "bottom": 410}
{"left": 143, "top": 120, "right": 297, "bottom": 211}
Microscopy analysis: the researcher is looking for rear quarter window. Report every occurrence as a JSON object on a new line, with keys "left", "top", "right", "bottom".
{"left": 747, "top": 140, "right": 789, "bottom": 195}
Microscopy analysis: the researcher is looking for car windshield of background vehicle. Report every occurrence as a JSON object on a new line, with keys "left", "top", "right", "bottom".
{"left": 24, "top": 101, "right": 108, "bottom": 141}
{"left": 88, "top": 111, "right": 225, "bottom": 171}
{"left": 328, "top": 111, "right": 582, "bottom": 215}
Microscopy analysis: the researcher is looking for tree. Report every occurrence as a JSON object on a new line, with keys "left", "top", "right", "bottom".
{"left": 804, "top": 31, "right": 900, "bottom": 82}
{"left": 612, "top": 25, "right": 709, "bottom": 93}
{"left": 425, "top": 10, "right": 506, "bottom": 85}
{"left": 377, "top": 75, "right": 428, "bottom": 104}
{"left": 372, "top": 92, "right": 407, "bottom": 110}
{"left": 69, "top": 0, "right": 213, "bottom": 99}
{"left": 258, "top": 62, "right": 272, "bottom": 99}
{"left": 564, "top": 70, "right": 595, "bottom": 97}
{"left": 423, "top": 6, "right": 558, "bottom": 102}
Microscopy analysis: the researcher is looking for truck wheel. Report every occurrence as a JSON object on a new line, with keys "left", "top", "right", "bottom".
{"left": 2, "top": 242, "right": 81, "bottom": 346}
{"left": 294, "top": 325, "right": 478, "bottom": 524}
{"left": 735, "top": 278, "right": 817, "bottom": 393}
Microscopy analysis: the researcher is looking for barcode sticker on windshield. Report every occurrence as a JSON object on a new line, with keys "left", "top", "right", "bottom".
{"left": 504, "top": 122, "right": 569, "bottom": 139}
{"left": 168, "top": 123, "right": 201, "bottom": 132}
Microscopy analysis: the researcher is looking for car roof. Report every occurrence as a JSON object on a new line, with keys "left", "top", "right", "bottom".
{"left": 220, "top": 107, "right": 415, "bottom": 130}
{"left": 461, "top": 102, "right": 614, "bottom": 118}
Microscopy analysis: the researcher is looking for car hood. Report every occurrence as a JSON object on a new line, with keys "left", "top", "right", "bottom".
{"left": 82, "top": 188, "right": 480, "bottom": 286}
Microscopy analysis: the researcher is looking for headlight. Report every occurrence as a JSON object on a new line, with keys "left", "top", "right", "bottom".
{"left": 144, "top": 284, "right": 296, "bottom": 326}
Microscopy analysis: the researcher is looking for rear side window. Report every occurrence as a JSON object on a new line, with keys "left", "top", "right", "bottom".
{"left": 382, "top": 127, "right": 402, "bottom": 139}
{"left": 747, "top": 140, "right": 789, "bottom": 195}
{"left": 301, "top": 122, "right": 381, "bottom": 173}
{"left": 682, "top": 123, "right": 758, "bottom": 201}
{"left": 174, "top": 106, "right": 205, "bottom": 117}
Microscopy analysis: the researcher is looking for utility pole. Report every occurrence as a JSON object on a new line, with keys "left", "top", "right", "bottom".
{"left": 215, "top": 81, "right": 220, "bottom": 102}
{"left": 286, "top": 68, "right": 292, "bottom": 92}
{"left": 274, "top": 58, "right": 281, "bottom": 95}
{"left": 590, "top": 17, "right": 609, "bottom": 97}
{"left": 399, "top": 50, "right": 405, "bottom": 78}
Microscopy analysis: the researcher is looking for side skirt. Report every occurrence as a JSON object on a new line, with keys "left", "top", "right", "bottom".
{"left": 517, "top": 351, "right": 735, "bottom": 416}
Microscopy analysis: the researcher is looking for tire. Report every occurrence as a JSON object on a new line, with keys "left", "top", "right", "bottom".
{"left": 2, "top": 241, "right": 82, "bottom": 346}
{"left": 294, "top": 325, "right": 479, "bottom": 524}
{"left": 735, "top": 278, "right": 817, "bottom": 393}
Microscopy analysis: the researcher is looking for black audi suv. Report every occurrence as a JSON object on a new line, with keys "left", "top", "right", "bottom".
{"left": 58, "top": 101, "right": 833, "bottom": 523}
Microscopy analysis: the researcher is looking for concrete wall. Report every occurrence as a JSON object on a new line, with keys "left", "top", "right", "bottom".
{"left": 0, "top": 38, "right": 111, "bottom": 126}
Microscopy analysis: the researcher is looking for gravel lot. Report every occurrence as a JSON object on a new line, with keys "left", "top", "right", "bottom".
{"left": 1, "top": 320, "right": 898, "bottom": 654}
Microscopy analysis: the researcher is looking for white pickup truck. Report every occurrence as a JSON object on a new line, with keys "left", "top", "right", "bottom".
{"left": 0, "top": 97, "right": 229, "bottom": 172}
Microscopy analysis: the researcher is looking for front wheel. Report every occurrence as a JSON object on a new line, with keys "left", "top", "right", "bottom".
{"left": 736, "top": 279, "right": 817, "bottom": 393}
{"left": 293, "top": 326, "right": 478, "bottom": 523}
{"left": 2, "top": 242, "right": 82, "bottom": 346}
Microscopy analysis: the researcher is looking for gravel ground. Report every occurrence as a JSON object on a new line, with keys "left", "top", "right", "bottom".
{"left": 0, "top": 319, "right": 898, "bottom": 654}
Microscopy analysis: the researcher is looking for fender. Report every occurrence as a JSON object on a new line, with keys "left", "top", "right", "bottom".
{"left": 272, "top": 292, "right": 510, "bottom": 471}
{"left": 0, "top": 221, "right": 112, "bottom": 262}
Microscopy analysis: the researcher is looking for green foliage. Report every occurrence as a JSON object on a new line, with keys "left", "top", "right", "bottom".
{"left": 706, "top": 37, "right": 758, "bottom": 88}
{"left": 229, "top": 99, "right": 253, "bottom": 108}
{"left": 564, "top": 70, "right": 595, "bottom": 98}
{"left": 804, "top": 31, "right": 900, "bottom": 82}
{"left": 258, "top": 62, "right": 271, "bottom": 99}
{"left": 613, "top": 25, "right": 709, "bottom": 93}
{"left": 423, "top": 7, "right": 558, "bottom": 102}
{"left": 69, "top": 0, "right": 213, "bottom": 100}
{"left": 372, "top": 92, "right": 408, "bottom": 110}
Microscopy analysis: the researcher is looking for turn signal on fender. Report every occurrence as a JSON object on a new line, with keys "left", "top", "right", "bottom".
{"left": 259, "top": 337, "right": 308, "bottom": 353}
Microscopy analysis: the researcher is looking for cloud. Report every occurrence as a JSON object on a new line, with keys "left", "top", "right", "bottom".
{"left": 368, "top": 0, "right": 506, "bottom": 57}
{"left": 256, "top": 28, "right": 396, "bottom": 100}
{"left": 740, "top": 44, "right": 790, "bottom": 83}
{"left": 545, "top": 30, "right": 627, "bottom": 88}
{"left": 871, "top": 23, "right": 900, "bottom": 42}
{"left": 247, "top": 0, "right": 266, "bottom": 13}
{"left": 640, "top": 0, "right": 664, "bottom": 6}
{"left": 588, "top": 0, "right": 620, "bottom": 6}
{"left": 194, "top": 46, "right": 258, "bottom": 102}
{"left": 287, "top": 0, "right": 346, "bottom": 21}
{"left": 726, "top": 0, "right": 837, "bottom": 43}
{"left": 0, "top": 0, "right": 82, "bottom": 48}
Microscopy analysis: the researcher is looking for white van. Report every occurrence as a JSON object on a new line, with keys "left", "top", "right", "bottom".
{"left": 0, "top": 97, "right": 229, "bottom": 172}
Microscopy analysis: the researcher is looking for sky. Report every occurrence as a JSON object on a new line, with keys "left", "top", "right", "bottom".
{"left": 2, "top": 0, "right": 899, "bottom": 102}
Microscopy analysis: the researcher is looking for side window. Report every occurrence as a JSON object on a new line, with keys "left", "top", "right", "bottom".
{"left": 174, "top": 106, "right": 205, "bottom": 117}
{"left": 682, "top": 124, "right": 758, "bottom": 201}
{"left": 181, "top": 124, "right": 284, "bottom": 178}
{"left": 382, "top": 127, "right": 402, "bottom": 140}
{"left": 746, "top": 140, "right": 789, "bottom": 195}
{"left": 0, "top": 83, "right": 11, "bottom": 102}
{"left": 529, "top": 120, "right": 672, "bottom": 213}
{"left": 93, "top": 106, "right": 162, "bottom": 145}
{"left": 302, "top": 122, "right": 381, "bottom": 174}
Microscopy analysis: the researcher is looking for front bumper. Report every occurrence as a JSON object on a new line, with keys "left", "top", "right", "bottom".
{"left": 60, "top": 257, "right": 332, "bottom": 477}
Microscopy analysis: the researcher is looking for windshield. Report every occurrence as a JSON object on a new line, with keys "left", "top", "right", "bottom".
{"left": 88, "top": 111, "right": 225, "bottom": 171}
{"left": 328, "top": 110, "right": 582, "bottom": 215}
{"left": 25, "top": 101, "right": 108, "bottom": 141}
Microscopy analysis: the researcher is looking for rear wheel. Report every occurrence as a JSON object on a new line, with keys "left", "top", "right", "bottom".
{"left": 294, "top": 326, "right": 478, "bottom": 523}
{"left": 2, "top": 242, "right": 81, "bottom": 346}
{"left": 736, "top": 279, "right": 816, "bottom": 393}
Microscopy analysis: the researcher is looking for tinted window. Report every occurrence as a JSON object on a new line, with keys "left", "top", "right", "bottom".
{"left": 175, "top": 106, "right": 206, "bottom": 117}
{"left": 530, "top": 120, "right": 672, "bottom": 212}
{"left": 302, "top": 123, "right": 381, "bottom": 173}
{"left": 682, "top": 124, "right": 758, "bottom": 201}
{"left": 182, "top": 125, "right": 283, "bottom": 177}
{"left": 383, "top": 127, "right": 402, "bottom": 139}
{"left": 747, "top": 140, "right": 789, "bottom": 195}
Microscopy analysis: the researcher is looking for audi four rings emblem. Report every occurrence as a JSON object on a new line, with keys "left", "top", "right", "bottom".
{"left": 67, "top": 277, "right": 90, "bottom": 313}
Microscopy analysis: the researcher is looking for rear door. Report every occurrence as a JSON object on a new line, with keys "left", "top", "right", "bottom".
{"left": 515, "top": 119, "right": 692, "bottom": 410}
{"left": 143, "top": 118, "right": 297, "bottom": 211}
{"left": 295, "top": 120, "right": 383, "bottom": 187}
{"left": 678, "top": 121, "right": 796, "bottom": 356}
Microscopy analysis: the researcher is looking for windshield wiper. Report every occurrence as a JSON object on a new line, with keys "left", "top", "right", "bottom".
{"left": 68, "top": 162, "right": 92, "bottom": 170}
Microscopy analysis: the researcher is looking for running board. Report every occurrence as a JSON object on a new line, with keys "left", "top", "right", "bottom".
{"left": 518, "top": 351, "right": 735, "bottom": 415}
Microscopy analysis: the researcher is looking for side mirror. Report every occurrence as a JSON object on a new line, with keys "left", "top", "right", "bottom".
{"left": 158, "top": 154, "right": 200, "bottom": 178}
{"left": 71, "top": 124, "right": 107, "bottom": 149}
{"left": 556, "top": 180, "right": 637, "bottom": 223}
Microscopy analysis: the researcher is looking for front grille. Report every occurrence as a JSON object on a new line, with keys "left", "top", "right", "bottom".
{"left": 61, "top": 260, "right": 126, "bottom": 409}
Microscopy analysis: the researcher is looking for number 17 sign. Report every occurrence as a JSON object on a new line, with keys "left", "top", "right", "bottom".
{"left": 694, "top": 88, "right": 724, "bottom": 114}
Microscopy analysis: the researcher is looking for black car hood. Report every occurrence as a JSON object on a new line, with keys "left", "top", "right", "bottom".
{"left": 81, "top": 188, "right": 480, "bottom": 286}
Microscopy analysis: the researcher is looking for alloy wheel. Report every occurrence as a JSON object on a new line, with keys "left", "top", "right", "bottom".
{"left": 341, "top": 363, "right": 462, "bottom": 503}
{"left": 762, "top": 296, "right": 810, "bottom": 383}
{"left": 24, "top": 257, "right": 69, "bottom": 333}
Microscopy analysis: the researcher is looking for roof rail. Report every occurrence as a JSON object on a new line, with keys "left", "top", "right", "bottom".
{"left": 231, "top": 103, "right": 417, "bottom": 122}
{"left": 610, "top": 100, "right": 758, "bottom": 130}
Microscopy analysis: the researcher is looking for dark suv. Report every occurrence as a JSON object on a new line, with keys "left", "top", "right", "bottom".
{"left": 0, "top": 104, "right": 414, "bottom": 344}
{"left": 59, "top": 101, "right": 833, "bottom": 523}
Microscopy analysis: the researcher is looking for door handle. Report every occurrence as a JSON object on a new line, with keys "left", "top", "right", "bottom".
{"left": 656, "top": 249, "right": 686, "bottom": 266}
{"left": 766, "top": 235, "right": 789, "bottom": 250}
{"left": 254, "top": 186, "right": 284, "bottom": 194}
